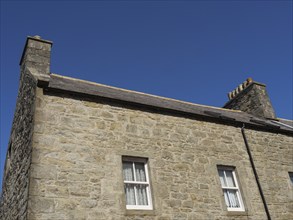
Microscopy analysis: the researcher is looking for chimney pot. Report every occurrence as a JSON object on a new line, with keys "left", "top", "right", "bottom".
{"left": 239, "top": 84, "right": 243, "bottom": 91}
{"left": 247, "top": 77, "right": 253, "bottom": 84}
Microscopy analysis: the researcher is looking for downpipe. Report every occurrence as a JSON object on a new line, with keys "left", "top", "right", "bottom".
{"left": 241, "top": 124, "right": 271, "bottom": 220}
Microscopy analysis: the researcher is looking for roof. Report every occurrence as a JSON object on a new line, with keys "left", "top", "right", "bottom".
{"left": 45, "top": 73, "right": 293, "bottom": 134}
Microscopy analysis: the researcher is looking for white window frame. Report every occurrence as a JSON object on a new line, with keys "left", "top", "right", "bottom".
{"left": 217, "top": 166, "right": 245, "bottom": 212}
{"left": 122, "top": 157, "right": 153, "bottom": 210}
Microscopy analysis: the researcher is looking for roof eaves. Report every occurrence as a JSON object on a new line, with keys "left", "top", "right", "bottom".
{"left": 46, "top": 73, "right": 293, "bottom": 134}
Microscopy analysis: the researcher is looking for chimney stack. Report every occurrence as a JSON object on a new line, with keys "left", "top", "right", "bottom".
{"left": 20, "top": 35, "right": 53, "bottom": 83}
{"left": 223, "top": 78, "right": 276, "bottom": 119}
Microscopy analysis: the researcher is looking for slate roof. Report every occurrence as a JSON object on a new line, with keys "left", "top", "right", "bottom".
{"left": 45, "top": 73, "right": 293, "bottom": 134}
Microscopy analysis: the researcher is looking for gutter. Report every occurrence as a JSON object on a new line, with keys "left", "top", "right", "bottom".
{"left": 241, "top": 124, "right": 271, "bottom": 220}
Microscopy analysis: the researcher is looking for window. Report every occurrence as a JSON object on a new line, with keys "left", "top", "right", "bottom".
{"left": 4, "top": 144, "right": 12, "bottom": 178}
{"left": 217, "top": 166, "right": 245, "bottom": 211}
{"left": 289, "top": 172, "right": 293, "bottom": 184}
{"left": 122, "top": 157, "right": 153, "bottom": 210}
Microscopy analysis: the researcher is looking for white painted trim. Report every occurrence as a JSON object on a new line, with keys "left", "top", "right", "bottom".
{"left": 218, "top": 167, "right": 245, "bottom": 212}
{"left": 123, "top": 158, "right": 153, "bottom": 210}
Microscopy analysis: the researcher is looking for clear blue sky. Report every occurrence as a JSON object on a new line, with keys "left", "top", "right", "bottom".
{"left": 0, "top": 1, "right": 292, "bottom": 190}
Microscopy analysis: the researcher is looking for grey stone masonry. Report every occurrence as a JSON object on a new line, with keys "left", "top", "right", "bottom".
{"left": 20, "top": 35, "right": 53, "bottom": 83}
{"left": 224, "top": 80, "right": 276, "bottom": 119}
{"left": 27, "top": 89, "right": 292, "bottom": 220}
{"left": 0, "top": 69, "right": 37, "bottom": 220}
{"left": 0, "top": 35, "right": 52, "bottom": 220}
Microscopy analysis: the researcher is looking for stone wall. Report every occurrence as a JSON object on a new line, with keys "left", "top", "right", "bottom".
{"left": 26, "top": 89, "right": 286, "bottom": 220}
{"left": 245, "top": 129, "right": 293, "bottom": 220}
{"left": 0, "top": 69, "right": 37, "bottom": 220}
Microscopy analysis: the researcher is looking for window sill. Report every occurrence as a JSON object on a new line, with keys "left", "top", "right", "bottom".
{"left": 226, "top": 210, "right": 248, "bottom": 216}
{"left": 125, "top": 209, "right": 156, "bottom": 216}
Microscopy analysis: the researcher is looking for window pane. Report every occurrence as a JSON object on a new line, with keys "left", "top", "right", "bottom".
{"left": 123, "top": 162, "right": 134, "bottom": 181}
{"left": 218, "top": 166, "right": 244, "bottom": 211}
{"left": 136, "top": 184, "right": 148, "bottom": 205}
{"left": 218, "top": 170, "right": 227, "bottom": 187}
{"left": 135, "top": 162, "right": 146, "bottom": 182}
{"left": 125, "top": 184, "right": 136, "bottom": 205}
{"left": 226, "top": 190, "right": 240, "bottom": 208}
{"left": 289, "top": 172, "right": 293, "bottom": 184}
{"left": 223, "top": 189, "right": 230, "bottom": 207}
{"left": 225, "top": 170, "right": 236, "bottom": 187}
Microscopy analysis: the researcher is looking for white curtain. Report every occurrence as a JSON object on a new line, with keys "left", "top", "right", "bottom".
{"left": 123, "top": 162, "right": 136, "bottom": 205}
{"left": 123, "top": 161, "right": 148, "bottom": 206}
{"left": 223, "top": 189, "right": 230, "bottom": 207}
{"left": 123, "top": 162, "right": 134, "bottom": 181}
{"left": 219, "top": 169, "right": 240, "bottom": 208}
{"left": 225, "top": 171, "right": 235, "bottom": 187}
{"left": 136, "top": 185, "right": 148, "bottom": 205}
{"left": 224, "top": 190, "right": 240, "bottom": 208}
{"left": 125, "top": 184, "right": 135, "bottom": 205}
{"left": 218, "top": 170, "right": 235, "bottom": 187}
{"left": 218, "top": 170, "right": 226, "bottom": 187}
{"left": 135, "top": 163, "right": 146, "bottom": 182}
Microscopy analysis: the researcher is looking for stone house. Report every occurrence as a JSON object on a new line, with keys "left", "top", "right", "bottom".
{"left": 0, "top": 36, "right": 292, "bottom": 220}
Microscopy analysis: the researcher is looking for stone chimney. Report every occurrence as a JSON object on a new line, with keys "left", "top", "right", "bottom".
{"left": 223, "top": 78, "right": 276, "bottom": 119}
{"left": 19, "top": 35, "right": 53, "bottom": 83}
